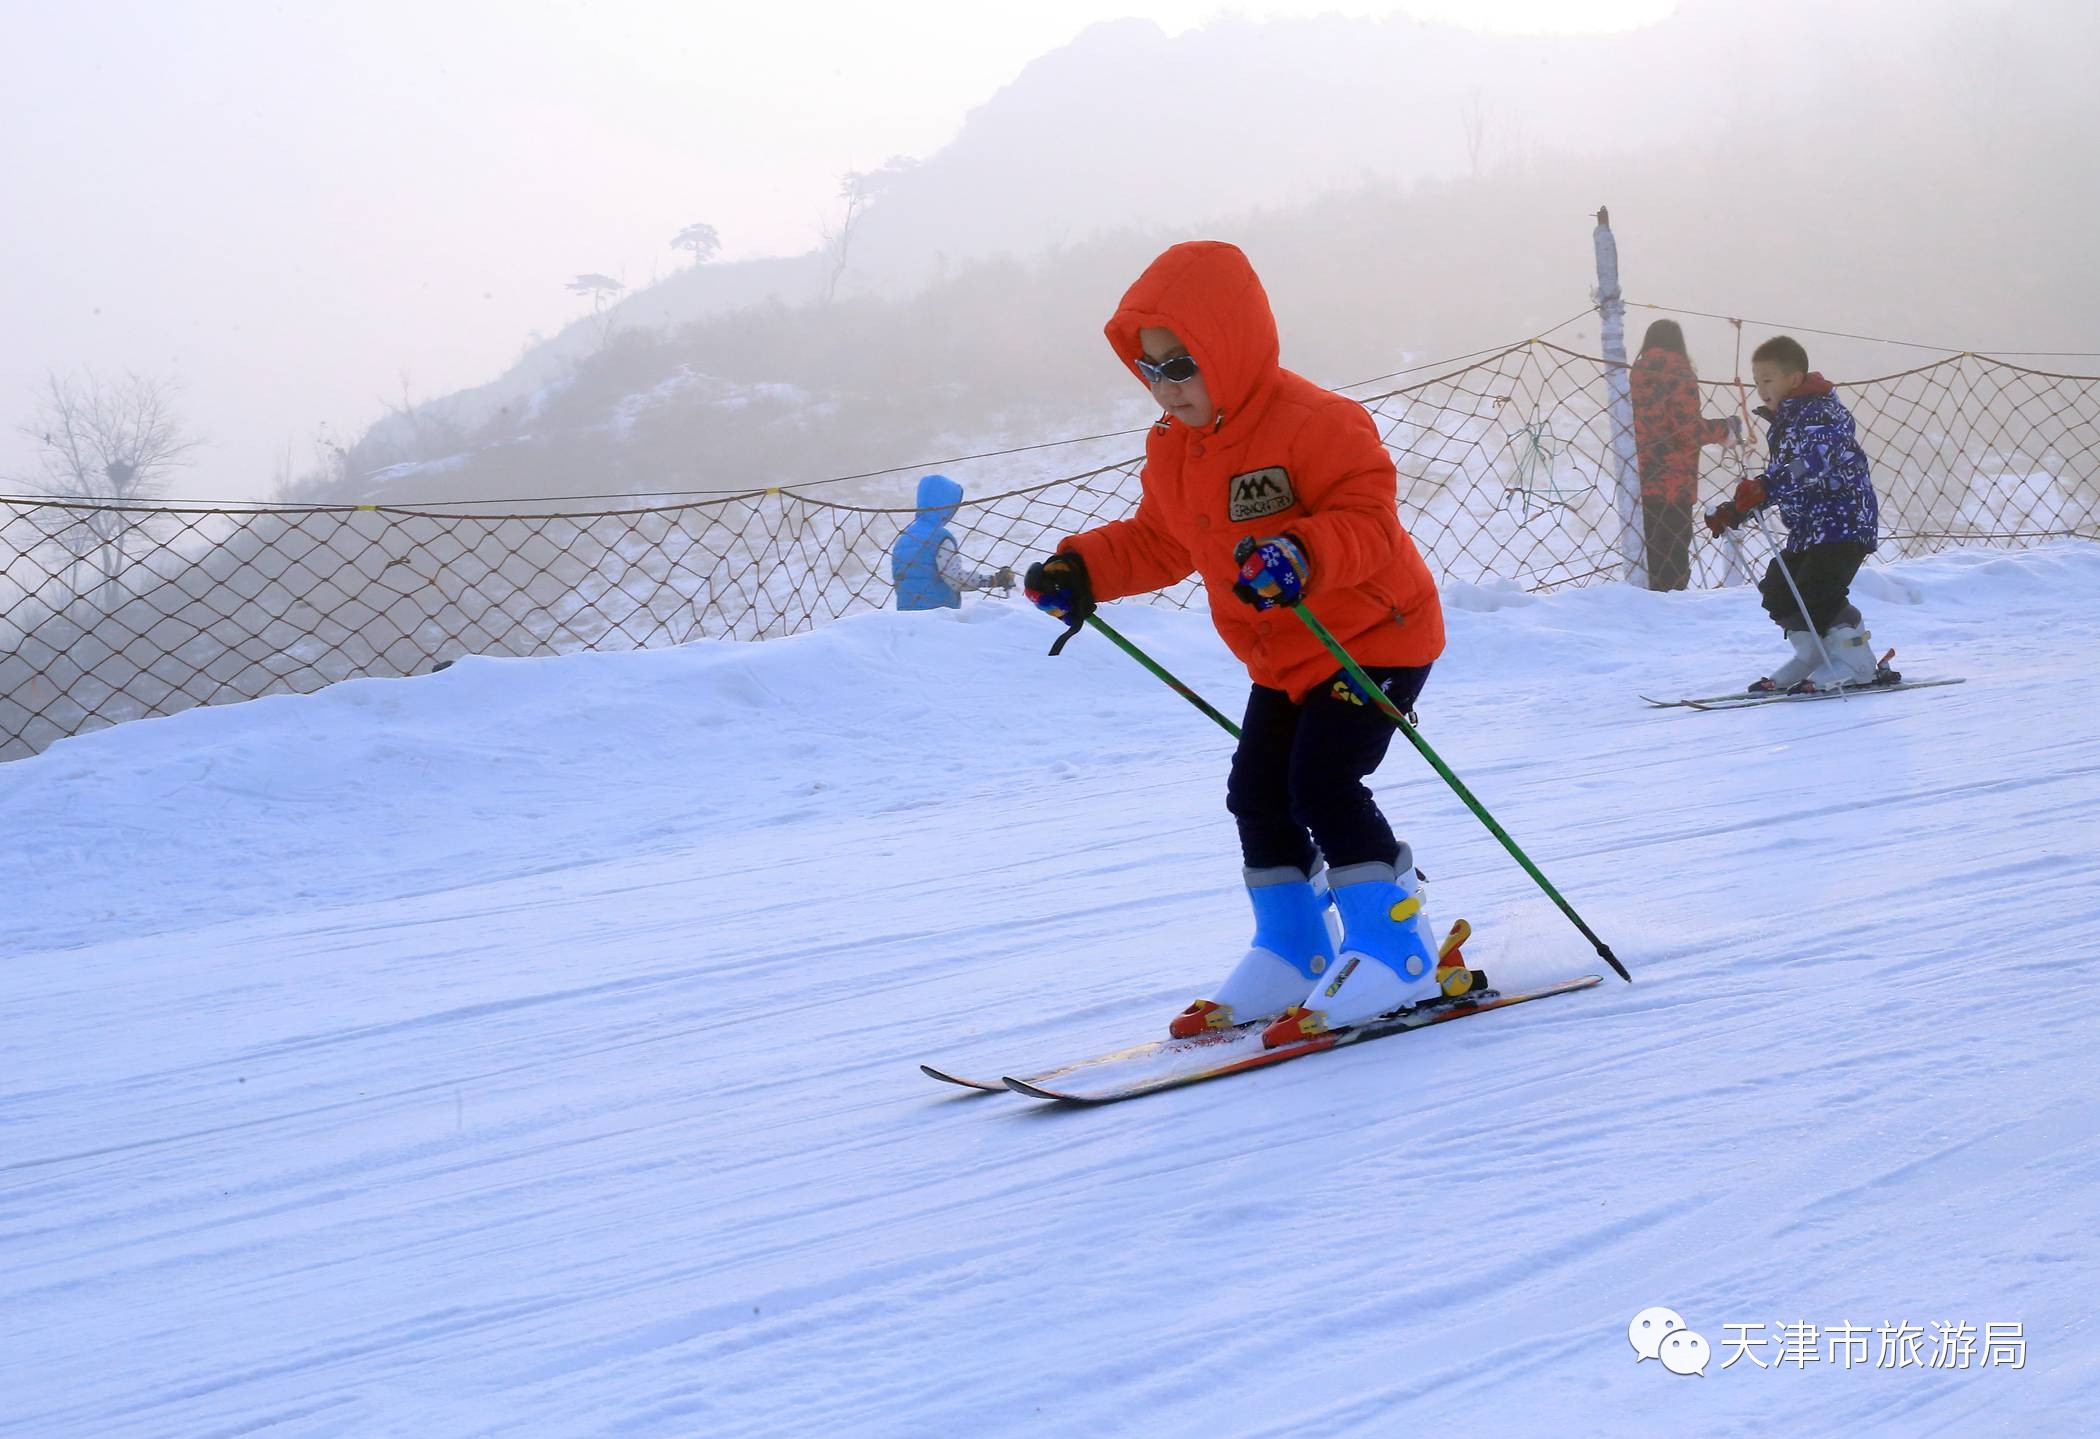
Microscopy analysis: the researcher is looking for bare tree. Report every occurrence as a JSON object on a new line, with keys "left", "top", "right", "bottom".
{"left": 15, "top": 370, "right": 199, "bottom": 501}
{"left": 305, "top": 421, "right": 354, "bottom": 496}
{"left": 821, "top": 156, "right": 917, "bottom": 303}
{"left": 372, "top": 372, "right": 463, "bottom": 470}
{"left": 1459, "top": 85, "right": 1491, "bottom": 178}
{"left": 819, "top": 179, "right": 869, "bottom": 305}
{"left": 672, "top": 222, "right": 721, "bottom": 266}
{"left": 11, "top": 371, "right": 201, "bottom": 610}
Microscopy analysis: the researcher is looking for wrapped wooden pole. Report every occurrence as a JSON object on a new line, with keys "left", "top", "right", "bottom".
{"left": 1593, "top": 206, "right": 1646, "bottom": 587}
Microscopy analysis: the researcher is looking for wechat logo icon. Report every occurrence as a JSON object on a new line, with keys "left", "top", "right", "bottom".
{"left": 1631, "top": 1306, "right": 1710, "bottom": 1377}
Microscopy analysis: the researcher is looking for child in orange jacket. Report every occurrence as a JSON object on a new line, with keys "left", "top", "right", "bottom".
{"left": 1025, "top": 241, "right": 1449, "bottom": 1048}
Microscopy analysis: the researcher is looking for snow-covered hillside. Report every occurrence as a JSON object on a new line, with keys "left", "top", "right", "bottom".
{"left": 5, "top": 544, "right": 2098, "bottom": 1437}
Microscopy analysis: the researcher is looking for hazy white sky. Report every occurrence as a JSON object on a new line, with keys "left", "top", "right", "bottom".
{"left": 2, "top": 0, "right": 1675, "bottom": 500}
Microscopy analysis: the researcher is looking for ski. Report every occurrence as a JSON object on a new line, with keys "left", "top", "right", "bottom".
{"left": 1641, "top": 689, "right": 1762, "bottom": 708}
{"left": 1642, "top": 677, "right": 1964, "bottom": 710}
{"left": 919, "top": 1065, "right": 1012, "bottom": 1093}
{"left": 921, "top": 1021, "right": 1266, "bottom": 1095}
{"left": 923, "top": 921, "right": 1483, "bottom": 1098}
{"left": 999, "top": 975, "right": 1602, "bottom": 1105}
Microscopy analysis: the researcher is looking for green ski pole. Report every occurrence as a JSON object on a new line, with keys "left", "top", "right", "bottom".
{"left": 1083, "top": 614, "right": 1242, "bottom": 739}
{"left": 1289, "top": 602, "right": 1632, "bottom": 983}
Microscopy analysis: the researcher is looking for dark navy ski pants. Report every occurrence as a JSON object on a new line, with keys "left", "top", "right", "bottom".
{"left": 1758, "top": 542, "right": 1871, "bottom": 634}
{"left": 1226, "top": 664, "right": 1431, "bottom": 873}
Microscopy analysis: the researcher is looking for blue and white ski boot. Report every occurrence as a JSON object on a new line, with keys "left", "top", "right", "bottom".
{"left": 1170, "top": 865, "right": 1339, "bottom": 1038}
{"left": 1263, "top": 846, "right": 1446, "bottom": 1047}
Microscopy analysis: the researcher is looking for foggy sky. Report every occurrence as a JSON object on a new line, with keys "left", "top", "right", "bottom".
{"left": 2, "top": 0, "right": 1679, "bottom": 503}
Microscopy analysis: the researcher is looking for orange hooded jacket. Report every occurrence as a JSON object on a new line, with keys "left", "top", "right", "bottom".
{"left": 1058, "top": 241, "right": 1444, "bottom": 702}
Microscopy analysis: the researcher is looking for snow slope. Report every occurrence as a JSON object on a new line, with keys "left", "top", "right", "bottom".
{"left": 5, "top": 544, "right": 2099, "bottom": 1437}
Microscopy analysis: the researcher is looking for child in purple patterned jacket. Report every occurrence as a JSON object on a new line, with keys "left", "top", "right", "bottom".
{"left": 1705, "top": 334, "right": 1896, "bottom": 693}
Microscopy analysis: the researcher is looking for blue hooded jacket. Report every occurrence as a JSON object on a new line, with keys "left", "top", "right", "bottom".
{"left": 893, "top": 473, "right": 966, "bottom": 611}
{"left": 1754, "top": 374, "right": 1879, "bottom": 552}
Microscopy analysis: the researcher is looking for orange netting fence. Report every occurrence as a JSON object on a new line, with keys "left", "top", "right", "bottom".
{"left": 5, "top": 342, "right": 2096, "bottom": 760}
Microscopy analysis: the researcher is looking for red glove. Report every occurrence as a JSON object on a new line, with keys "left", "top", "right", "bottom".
{"left": 1704, "top": 501, "right": 1742, "bottom": 537}
{"left": 1731, "top": 475, "right": 1767, "bottom": 511}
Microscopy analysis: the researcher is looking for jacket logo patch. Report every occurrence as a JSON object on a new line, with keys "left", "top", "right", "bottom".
{"left": 1228, "top": 467, "right": 1295, "bottom": 522}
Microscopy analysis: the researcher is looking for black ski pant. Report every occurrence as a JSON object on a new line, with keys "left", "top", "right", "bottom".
{"left": 1226, "top": 664, "right": 1431, "bottom": 873}
{"left": 1757, "top": 541, "right": 1871, "bottom": 634}
{"left": 1641, "top": 494, "right": 1695, "bottom": 592}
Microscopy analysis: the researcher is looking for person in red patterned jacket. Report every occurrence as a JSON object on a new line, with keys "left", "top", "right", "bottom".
{"left": 1629, "top": 320, "right": 1741, "bottom": 591}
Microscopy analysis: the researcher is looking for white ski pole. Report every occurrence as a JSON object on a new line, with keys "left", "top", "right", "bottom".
{"left": 1752, "top": 510, "right": 1845, "bottom": 687}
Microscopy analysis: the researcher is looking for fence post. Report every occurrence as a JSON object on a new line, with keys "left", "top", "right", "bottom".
{"left": 1592, "top": 206, "right": 1645, "bottom": 587}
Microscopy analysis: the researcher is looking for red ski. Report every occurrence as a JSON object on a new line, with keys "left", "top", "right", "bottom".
{"left": 923, "top": 975, "right": 1602, "bottom": 1106}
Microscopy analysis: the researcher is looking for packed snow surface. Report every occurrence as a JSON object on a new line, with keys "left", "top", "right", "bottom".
{"left": 5, "top": 544, "right": 2099, "bottom": 1437}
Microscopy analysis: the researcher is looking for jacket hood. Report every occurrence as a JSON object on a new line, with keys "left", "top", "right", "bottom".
{"left": 1757, "top": 371, "right": 1837, "bottom": 419}
{"left": 1104, "top": 241, "right": 1281, "bottom": 428}
{"left": 914, "top": 472, "right": 962, "bottom": 525}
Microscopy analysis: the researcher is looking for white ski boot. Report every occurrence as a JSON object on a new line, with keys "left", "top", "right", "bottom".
{"left": 1169, "top": 865, "right": 1338, "bottom": 1038}
{"left": 1262, "top": 846, "right": 1447, "bottom": 1047}
{"left": 1748, "top": 628, "right": 1821, "bottom": 694}
{"left": 1808, "top": 609, "right": 1882, "bottom": 688}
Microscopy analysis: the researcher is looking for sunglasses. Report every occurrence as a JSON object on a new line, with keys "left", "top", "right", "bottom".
{"left": 1134, "top": 353, "right": 1200, "bottom": 385}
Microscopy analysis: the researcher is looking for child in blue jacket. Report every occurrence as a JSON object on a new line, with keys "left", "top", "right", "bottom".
{"left": 1705, "top": 335, "right": 1895, "bottom": 692}
{"left": 892, "top": 474, "right": 1014, "bottom": 611}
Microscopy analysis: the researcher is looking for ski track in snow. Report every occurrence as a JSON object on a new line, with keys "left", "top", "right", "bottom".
{"left": 4, "top": 544, "right": 2099, "bottom": 1437}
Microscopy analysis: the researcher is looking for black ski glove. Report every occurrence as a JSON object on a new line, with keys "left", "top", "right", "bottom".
{"left": 1024, "top": 553, "right": 1095, "bottom": 654}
